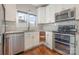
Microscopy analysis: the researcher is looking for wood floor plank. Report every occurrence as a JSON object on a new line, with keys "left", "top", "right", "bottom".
{"left": 20, "top": 44, "right": 60, "bottom": 55}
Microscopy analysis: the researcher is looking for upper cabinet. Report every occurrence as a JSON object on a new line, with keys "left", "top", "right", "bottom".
{"left": 37, "top": 7, "right": 46, "bottom": 23}
{"left": 37, "top": 4, "right": 63, "bottom": 24}
{"left": 46, "top": 4, "right": 62, "bottom": 23}
{"left": 46, "top": 5, "right": 55, "bottom": 23}
{"left": 75, "top": 4, "right": 79, "bottom": 19}
{"left": 5, "top": 4, "right": 16, "bottom": 21}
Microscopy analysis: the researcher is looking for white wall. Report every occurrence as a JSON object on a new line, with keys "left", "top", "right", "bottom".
{"left": 4, "top": 4, "right": 16, "bottom": 32}
{"left": 5, "top": 4, "right": 16, "bottom": 21}
{"left": 0, "top": 4, "right": 5, "bottom": 33}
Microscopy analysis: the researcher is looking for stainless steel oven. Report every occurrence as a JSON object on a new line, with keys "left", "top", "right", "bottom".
{"left": 54, "top": 24, "right": 76, "bottom": 54}
{"left": 55, "top": 34, "right": 70, "bottom": 43}
{"left": 55, "top": 33, "right": 75, "bottom": 54}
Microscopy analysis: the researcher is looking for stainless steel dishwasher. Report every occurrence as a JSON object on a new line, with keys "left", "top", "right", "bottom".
{"left": 4, "top": 32, "right": 24, "bottom": 55}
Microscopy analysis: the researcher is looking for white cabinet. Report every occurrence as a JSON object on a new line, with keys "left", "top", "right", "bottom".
{"left": 24, "top": 32, "right": 31, "bottom": 50}
{"left": 37, "top": 5, "right": 63, "bottom": 23}
{"left": 37, "top": 4, "right": 79, "bottom": 24}
{"left": 45, "top": 32, "right": 54, "bottom": 49}
{"left": 15, "top": 33, "right": 24, "bottom": 54}
{"left": 46, "top": 5, "right": 55, "bottom": 23}
{"left": 75, "top": 5, "right": 79, "bottom": 19}
{"left": 33, "top": 32, "right": 39, "bottom": 46}
{"left": 24, "top": 32, "right": 39, "bottom": 50}
{"left": 5, "top": 4, "right": 16, "bottom": 21}
{"left": 37, "top": 7, "right": 46, "bottom": 23}
{"left": 46, "top": 4, "right": 62, "bottom": 23}
{"left": 5, "top": 33, "right": 24, "bottom": 55}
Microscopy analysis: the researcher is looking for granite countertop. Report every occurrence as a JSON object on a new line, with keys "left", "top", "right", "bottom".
{"left": 5, "top": 31, "right": 26, "bottom": 34}
{"left": 5, "top": 30, "right": 38, "bottom": 34}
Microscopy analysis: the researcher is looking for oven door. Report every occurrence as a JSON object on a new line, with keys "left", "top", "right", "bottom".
{"left": 55, "top": 34, "right": 70, "bottom": 43}
{"left": 55, "top": 33, "right": 75, "bottom": 54}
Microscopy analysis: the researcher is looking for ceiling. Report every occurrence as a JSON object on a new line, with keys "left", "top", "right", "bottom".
{"left": 32, "top": 4, "right": 48, "bottom": 8}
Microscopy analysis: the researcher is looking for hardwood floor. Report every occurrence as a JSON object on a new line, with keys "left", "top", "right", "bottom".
{"left": 21, "top": 44, "right": 61, "bottom": 55}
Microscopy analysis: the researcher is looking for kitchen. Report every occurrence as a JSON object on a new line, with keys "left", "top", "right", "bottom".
{"left": 0, "top": 4, "right": 79, "bottom": 55}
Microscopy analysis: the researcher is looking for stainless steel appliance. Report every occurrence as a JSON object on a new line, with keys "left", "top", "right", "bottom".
{"left": 55, "top": 33, "right": 75, "bottom": 54}
{"left": 58, "top": 25, "right": 76, "bottom": 34}
{"left": 54, "top": 8, "right": 76, "bottom": 55}
{"left": 54, "top": 24, "right": 76, "bottom": 54}
{"left": 55, "top": 8, "right": 75, "bottom": 22}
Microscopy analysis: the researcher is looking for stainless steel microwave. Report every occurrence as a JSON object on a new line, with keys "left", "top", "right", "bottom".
{"left": 55, "top": 8, "right": 75, "bottom": 22}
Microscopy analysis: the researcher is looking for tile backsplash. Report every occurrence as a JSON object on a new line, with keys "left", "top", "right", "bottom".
{"left": 6, "top": 21, "right": 29, "bottom": 32}
{"left": 6, "top": 21, "right": 16, "bottom": 31}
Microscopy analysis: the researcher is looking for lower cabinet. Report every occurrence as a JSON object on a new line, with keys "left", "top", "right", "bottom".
{"left": 45, "top": 32, "right": 54, "bottom": 49}
{"left": 5, "top": 32, "right": 24, "bottom": 55}
{"left": 24, "top": 32, "right": 39, "bottom": 51}
{"left": 24, "top": 32, "right": 54, "bottom": 51}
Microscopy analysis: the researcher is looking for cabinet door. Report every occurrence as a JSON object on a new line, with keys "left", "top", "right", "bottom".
{"left": 46, "top": 5, "right": 56, "bottom": 23}
{"left": 37, "top": 7, "right": 46, "bottom": 23}
{"left": 75, "top": 4, "right": 79, "bottom": 19}
{"left": 33, "top": 32, "right": 39, "bottom": 46}
{"left": 17, "top": 33, "right": 24, "bottom": 52}
{"left": 29, "top": 32, "right": 34, "bottom": 48}
{"left": 10, "top": 34, "right": 17, "bottom": 54}
{"left": 10, "top": 33, "right": 24, "bottom": 54}
{"left": 46, "top": 32, "right": 53, "bottom": 49}
{"left": 46, "top": 4, "right": 62, "bottom": 23}
{"left": 24, "top": 33, "right": 31, "bottom": 50}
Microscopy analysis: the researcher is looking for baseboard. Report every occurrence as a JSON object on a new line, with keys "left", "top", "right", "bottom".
{"left": 53, "top": 49, "right": 63, "bottom": 55}
{"left": 43, "top": 43, "right": 62, "bottom": 55}
{"left": 15, "top": 51, "right": 24, "bottom": 55}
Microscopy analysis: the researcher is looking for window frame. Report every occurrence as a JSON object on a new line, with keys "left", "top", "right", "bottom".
{"left": 17, "top": 10, "right": 37, "bottom": 30}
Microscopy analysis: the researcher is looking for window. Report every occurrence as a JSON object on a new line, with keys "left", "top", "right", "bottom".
{"left": 17, "top": 11, "right": 27, "bottom": 23}
{"left": 29, "top": 14, "right": 36, "bottom": 26}
{"left": 17, "top": 11, "right": 37, "bottom": 30}
{"left": 17, "top": 11, "right": 36, "bottom": 24}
